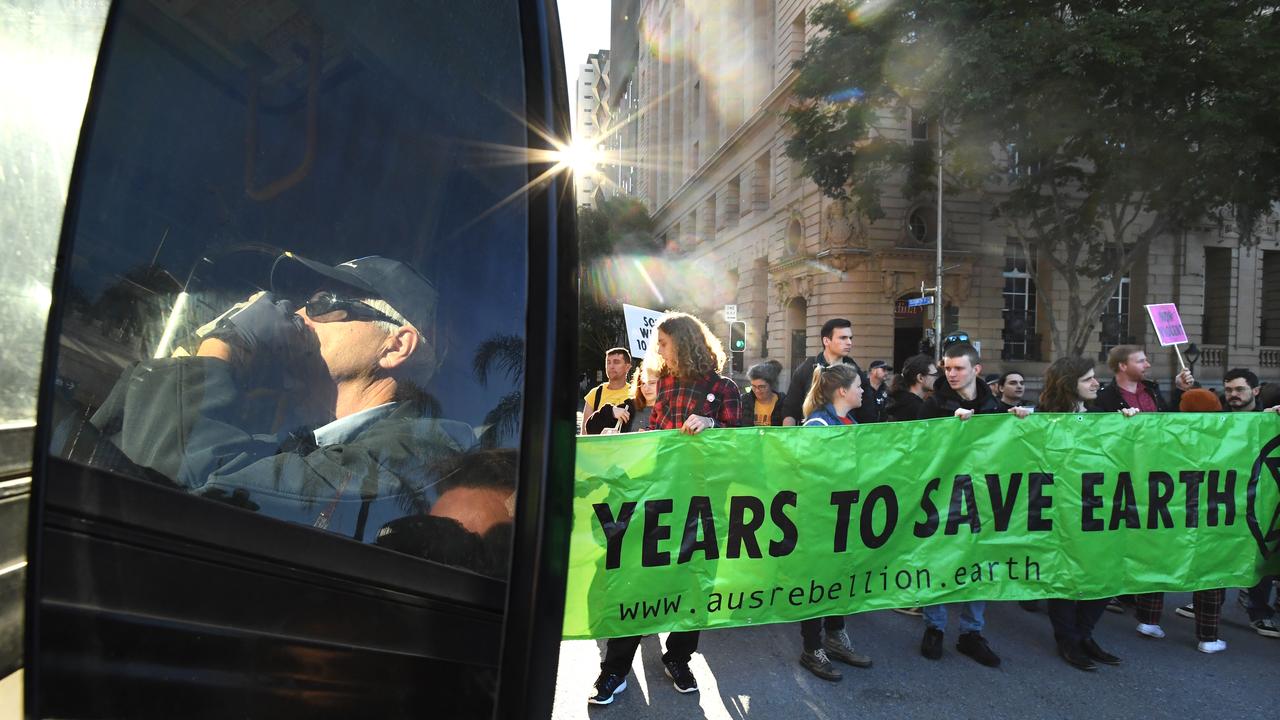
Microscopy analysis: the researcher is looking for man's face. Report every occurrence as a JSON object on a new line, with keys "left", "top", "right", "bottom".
{"left": 300, "top": 307, "right": 391, "bottom": 384}
{"left": 870, "top": 367, "right": 886, "bottom": 385}
{"left": 750, "top": 379, "right": 773, "bottom": 402}
{"left": 1000, "top": 374, "right": 1025, "bottom": 401}
{"left": 943, "top": 355, "right": 978, "bottom": 392}
{"left": 1077, "top": 369, "right": 1100, "bottom": 401}
{"left": 604, "top": 352, "right": 630, "bottom": 382}
{"left": 1224, "top": 378, "right": 1259, "bottom": 410}
{"left": 656, "top": 330, "right": 676, "bottom": 367}
{"left": 1119, "top": 352, "right": 1151, "bottom": 382}
{"left": 823, "top": 327, "right": 853, "bottom": 358}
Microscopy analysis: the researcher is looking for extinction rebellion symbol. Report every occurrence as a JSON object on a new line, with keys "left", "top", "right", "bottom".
{"left": 1247, "top": 435, "right": 1280, "bottom": 558}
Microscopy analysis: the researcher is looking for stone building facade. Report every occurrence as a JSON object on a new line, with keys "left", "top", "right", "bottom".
{"left": 621, "top": 0, "right": 1280, "bottom": 392}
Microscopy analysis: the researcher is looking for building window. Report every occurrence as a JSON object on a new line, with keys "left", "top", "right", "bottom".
{"left": 1098, "top": 276, "right": 1131, "bottom": 358}
{"left": 753, "top": 152, "right": 771, "bottom": 211}
{"left": 1002, "top": 241, "right": 1038, "bottom": 360}
{"left": 723, "top": 175, "right": 741, "bottom": 229}
{"left": 1203, "top": 247, "right": 1232, "bottom": 345}
{"left": 789, "top": 13, "right": 805, "bottom": 67}
{"left": 1263, "top": 251, "right": 1280, "bottom": 346}
{"left": 911, "top": 109, "right": 929, "bottom": 142}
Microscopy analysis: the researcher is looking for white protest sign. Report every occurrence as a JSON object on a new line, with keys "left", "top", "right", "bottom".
{"left": 623, "top": 303, "right": 665, "bottom": 358}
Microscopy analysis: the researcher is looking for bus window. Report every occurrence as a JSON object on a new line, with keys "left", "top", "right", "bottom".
{"left": 28, "top": 1, "right": 576, "bottom": 717}
{"left": 0, "top": 0, "right": 112, "bottom": 711}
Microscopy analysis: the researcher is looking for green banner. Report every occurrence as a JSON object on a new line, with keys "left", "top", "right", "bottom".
{"left": 564, "top": 413, "right": 1280, "bottom": 639}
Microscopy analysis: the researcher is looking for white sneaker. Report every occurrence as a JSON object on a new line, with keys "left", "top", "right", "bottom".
{"left": 1197, "top": 639, "right": 1227, "bottom": 654}
{"left": 1136, "top": 623, "right": 1166, "bottom": 638}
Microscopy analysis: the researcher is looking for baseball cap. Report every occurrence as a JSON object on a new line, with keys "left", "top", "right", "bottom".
{"left": 869, "top": 360, "right": 890, "bottom": 372}
{"left": 984, "top": 373, "right": 1001, "bottom": 384}
{"left": 271, "top": 252, "right": 438, "bottom": 341}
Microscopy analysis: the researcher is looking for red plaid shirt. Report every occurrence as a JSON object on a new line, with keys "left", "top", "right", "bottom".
{"left": 648, "top": 371, "right": 742, "bottom": 430}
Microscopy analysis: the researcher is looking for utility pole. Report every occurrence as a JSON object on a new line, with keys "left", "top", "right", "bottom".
{"left": 934, "top": 115, "right": 943, "bottom": 362}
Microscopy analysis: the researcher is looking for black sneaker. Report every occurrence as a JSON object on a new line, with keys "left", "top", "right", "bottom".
{"left": 1080, "top": 637, "right": 1122, "bottom": 665}
{"left": 920, "top": 627, "right": 944, "bottom": 660}
{"left": 1057, "top": 640, "right": 1096, "bottom": 672}
{"left": 799, "top": 648, "right": 843, "bottom": 681}
{"left": 1252, "top": 618, "right": 1280, "bottom": 638}
{"left": 663, "top": 659, "right": 698, "bottom": 694}
{"left": 957, "top": 631, "right": 1001, "bottom": 668}
{"left": 1174, "top": 602, "right": 1195, "bottom": 619}
{"left": 822, "top": 629, "right": 872, "bottom": 668}
{"left": 1104, "top": 597, "right": 1126, "bottom": 614}
{"left": 588, "top": 672, "right": 628, "bottom": 705}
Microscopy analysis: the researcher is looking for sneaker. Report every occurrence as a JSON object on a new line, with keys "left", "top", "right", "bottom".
{"left": 663, "top": 659, "right": 698, "bottom": 694}
{"left": 799, "top": 648, "right": 843, "bottom": 681}
{"left": 1251, "top": 618, "right": 1280, "bottom": 638}
{"left": 892, "top": 607, "right": 923, "bottom": 617}
{"left": 1174, "top": 603, "right": 1195, "bottom": 619}
{"left": 587, "top": 672, "right": 628, "bottom": 705}
{"left": 920, "top": 627, "right": 944, "bottom": 660}
{"left": 1057, "top": 640, "right": 1096, "bottom": 671}
{"left": 1197, "top": 639, "right": 1227, "bottom": 654}
{"left": 823, "top": 629, "right": 872, "bottom": 668}
{"left": 1104, "top": 598, "right": 1126, "bottom": 614}
{"left": 956, "top": 631, "right": 1001, "bottom": 668}
{"left": 1080, "top": 637, "right": 1121, "bottom": 665}
{"left": 1136, "top": 623, "right": 1166, "bottom": 639}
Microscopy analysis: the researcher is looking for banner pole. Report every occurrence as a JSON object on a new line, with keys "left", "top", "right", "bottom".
{"left": 1173, "top": 343, "right": 1188, "bottom": 373}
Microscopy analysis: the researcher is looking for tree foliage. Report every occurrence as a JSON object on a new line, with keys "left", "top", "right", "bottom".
{"left": 577, "top": 196, "right": 661, "bottom": 374}
{"left": 785, "top": 0, "right": 1280, "bottom": 355}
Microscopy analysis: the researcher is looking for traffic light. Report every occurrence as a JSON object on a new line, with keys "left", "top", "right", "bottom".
{"left": 729, "top": 321, "right": 746, "bottom": 372}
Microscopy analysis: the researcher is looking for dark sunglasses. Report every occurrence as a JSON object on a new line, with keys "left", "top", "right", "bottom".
{"left": 304, "top": 291, "right": 400, "bottom": 325}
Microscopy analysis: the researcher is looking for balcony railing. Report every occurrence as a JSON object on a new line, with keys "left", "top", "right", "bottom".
{"left": 1260, "top": 347, "right": 1280, "bottom": 369}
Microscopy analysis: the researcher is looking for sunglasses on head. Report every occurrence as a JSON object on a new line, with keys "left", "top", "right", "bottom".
{"left": 304, "top": 291, "right": 400, "bottom": 325}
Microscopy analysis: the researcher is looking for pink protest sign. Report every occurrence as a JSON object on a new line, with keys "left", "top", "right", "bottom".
{"left": 1145, "top": 303, "right": 1188, "bottom": 346}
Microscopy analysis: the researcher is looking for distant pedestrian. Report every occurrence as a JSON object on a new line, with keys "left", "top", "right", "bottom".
{"left": 795, "top": 363, "right": 873, "bottom": 680}
{"left": 738, "top": 362, "right": 786, "bottom": 427}
{"left": 781, "top": 318, "right": 878, "bottom": 425}
{"left": 588, "top": 311, "right": 740, "bottom": 705}
{"left": 1035, "top": 356, "right": 1125, "bottom": 671}
{"left": 867, "top": 360, "right": 891, "bottom": 416}
{"left": 994, "top": 370, "right": 1027, "bottom": 412}
{"left": 581, "top": 347, "right": 633, "bottom": 432}
{"left": 884, "top": 354, "right": 937, "bottom": 422}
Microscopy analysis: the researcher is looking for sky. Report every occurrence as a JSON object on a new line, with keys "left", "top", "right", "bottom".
{"left": 557, "top": 0, "right": 611, "bottom": 122}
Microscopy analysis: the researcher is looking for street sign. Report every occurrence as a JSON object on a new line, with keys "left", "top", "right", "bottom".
{"left": 724, "top": 304, "right": 737, "bottom": 321}
{"left": 906, "top": 296, "right": 934, "bottom": 308}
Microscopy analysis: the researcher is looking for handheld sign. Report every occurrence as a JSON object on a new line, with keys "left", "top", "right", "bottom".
{"left": 623, "top": 303, "right": 665, "bottom": 359}
{"left": 1144, "top": 303, "right": 1189, "bottom": 371}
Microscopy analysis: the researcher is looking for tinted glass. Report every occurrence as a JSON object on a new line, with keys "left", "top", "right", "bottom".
{"left": 48, "top": 0, "right": 528, "bottom": 579}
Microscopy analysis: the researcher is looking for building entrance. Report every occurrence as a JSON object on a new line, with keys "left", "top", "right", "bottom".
{"left": 894, "top": 293, "right": 928, "bottom": 371}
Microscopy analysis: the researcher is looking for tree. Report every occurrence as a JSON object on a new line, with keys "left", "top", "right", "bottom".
{"left": 577, "top": 196, "right": 662, "bottom": 373}
{"left": 785, "top": 0, "right": 1280, "bottom": 356}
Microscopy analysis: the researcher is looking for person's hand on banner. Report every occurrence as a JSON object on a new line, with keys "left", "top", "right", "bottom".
{"left": 1175, "top": 369, "right": 1195, "bottom": 391}
{"left": 1266, "top": 405, "right": 1280, "bottom": 415}
{"left": 1008, "top": 407, "right": 1033, "bottom": 419}
{"left": 682, "top": 414, "right": 715, "bottom": 434}
{"left": 1119, "top": 407, "right": 1141, "bottom": 417}
{"left": 954, "top": 408, "right": 975, "bottom": 421}
{"left": 612, "top": 405, "right": 631, "bottom": 424}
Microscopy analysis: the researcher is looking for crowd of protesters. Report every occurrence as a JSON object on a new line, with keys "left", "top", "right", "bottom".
{"left": 580, "top": 313, "right": 1280, "bottom": 706}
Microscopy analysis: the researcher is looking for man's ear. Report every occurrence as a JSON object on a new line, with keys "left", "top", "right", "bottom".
{"left": 379, "top": 326, "right": 421, "bottom": 370}
{"left": 973, "top": 363, "right": 983, "bottom": 378}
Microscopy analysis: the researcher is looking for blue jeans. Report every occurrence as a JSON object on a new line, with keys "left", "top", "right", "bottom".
{"left": 923, "top": 602, "right": 985, "bottom": 633}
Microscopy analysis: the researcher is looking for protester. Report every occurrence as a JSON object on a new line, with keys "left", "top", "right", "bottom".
{"left": 884, "top": 354, "right": 937, "bottom": 422}
{"left": 589, "top": 312, "right": 741, "bottom": 704}
{"left": 788, "top": 363, "right": 874, "bottom": 680}
{"left": 984, "top": 372, "right": 1001, "bottom": 398}
{"left": 1131, "top": 388, "right": 1229, "bottom": 654}
{"left": 867, "top": 360, "right": 891, "bottom": 416}
{"left": 582, "top": 360, "right": 658, "bottom": 434}
{"left": 1094, "top": 344, "right": 1194, "bottom": 412}
{"left": 738, "top": 361, "right": 787, "bottom": 427}
{"left": 581, "top": 347, "right": 633, "bottom": 431}
{"left": 994, "top": 370, "right": 1027, "bottom": 412}
{"left": 1035, "top": 357, "right": 1126, "bottom": 671}
{"left": 1175, "top": 369, "right": 1280, "bottom": 638}
{"left": 781, "top": 318, "right": 878, "bottom": 424}
{"left": 916, "top": 343, "right": 1025, "bottom": 667}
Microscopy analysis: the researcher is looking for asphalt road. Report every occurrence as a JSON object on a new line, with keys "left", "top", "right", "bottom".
{"left": 552, "top": 592, "right": 1279, "bottom": 719}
